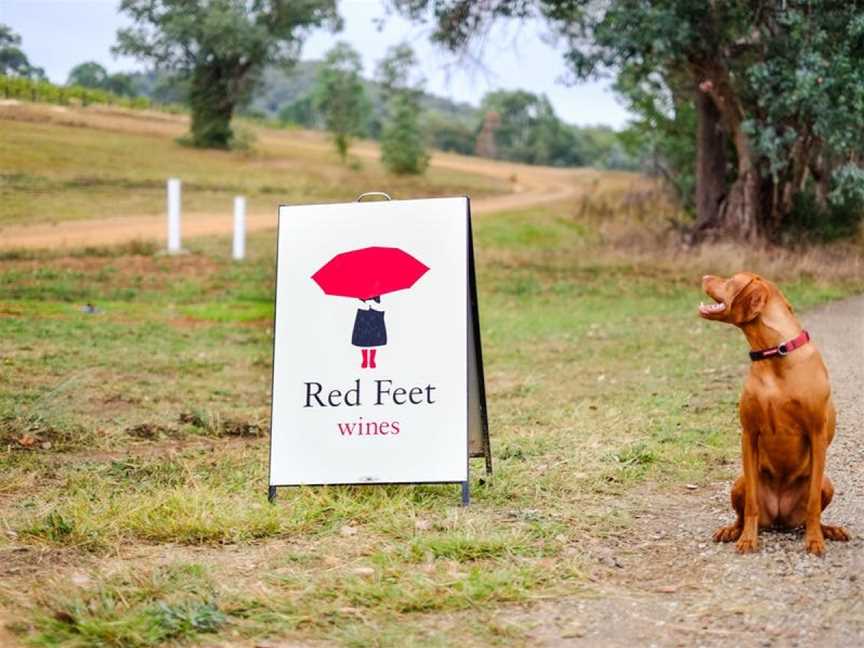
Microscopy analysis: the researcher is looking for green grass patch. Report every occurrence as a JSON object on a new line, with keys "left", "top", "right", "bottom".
{"left": 25, "top": 564, "right": 225, "bottom": 648}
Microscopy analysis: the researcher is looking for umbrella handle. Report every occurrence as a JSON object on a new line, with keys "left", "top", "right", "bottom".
{"left": 356, "top": 192, "right": 392, "bottom": 202}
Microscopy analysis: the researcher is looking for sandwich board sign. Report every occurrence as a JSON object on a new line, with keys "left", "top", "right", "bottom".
{"left": 268, "top": 195, "right": 491, "bottom": 505}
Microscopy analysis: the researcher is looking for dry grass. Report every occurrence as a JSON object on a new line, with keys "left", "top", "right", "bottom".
{"left": 550, "top": 177, "right": 864, "bottom": 285}
{"left": 0, "top": 102, "right": 508, "bottom": 227}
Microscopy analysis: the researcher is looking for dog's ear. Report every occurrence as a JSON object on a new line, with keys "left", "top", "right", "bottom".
{"left": 733, "top": 279, "right": 769, "bottom": 323}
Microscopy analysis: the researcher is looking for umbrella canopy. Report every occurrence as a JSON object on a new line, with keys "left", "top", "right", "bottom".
{"left": 311, "top": 246, "right": 429, "bottom": 300}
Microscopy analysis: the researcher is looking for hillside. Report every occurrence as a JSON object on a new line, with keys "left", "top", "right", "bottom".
{"left": 0, "top": 101, "right": 509, "bottom": 229}
{"left": 0, "top": 100, "right": 625, "bottom": 243}
{"left": 249, "top": 61, "right": 481, "bottom": 127}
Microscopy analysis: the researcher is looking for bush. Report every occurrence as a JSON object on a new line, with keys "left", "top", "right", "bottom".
{"left": 380, "top": 93, "right": 429, "bottom": 175}
{"left": 784, "top": 189, "right": 864, "bottom": 243}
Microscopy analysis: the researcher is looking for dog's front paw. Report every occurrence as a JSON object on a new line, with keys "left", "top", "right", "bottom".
{"left": 736, "top": 535, "right": 758, "bottom": 554}
{"left": 805, "top": 535, "right": 826, "bottom": 556}
{"left": 713, "top": 523, "right": 742, "bottom": 543}
{"left": 821, "top": 524, "right": 850, "bottom": 542}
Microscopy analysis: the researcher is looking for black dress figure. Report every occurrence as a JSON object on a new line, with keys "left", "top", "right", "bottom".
{"left": 352, "top": 296, "right": 387, "bottom": 368}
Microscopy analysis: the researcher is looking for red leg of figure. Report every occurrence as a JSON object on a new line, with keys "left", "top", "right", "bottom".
{"left": 361, "top": 349, "right": 368, "bottom": 368}
{"left": 369, "top": 348, "right": 377, "bottom": 369}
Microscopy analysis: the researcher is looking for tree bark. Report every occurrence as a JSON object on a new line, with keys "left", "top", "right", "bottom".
{"left": 717, "top": 168, "right": 762, "bottom": 243}
{"left": 809, "top": 153, "right": 831, "bottom": 210}
{"left": 691, "top": 64, "right": 763, "bottom": 242}
{"left": 189, "top": 64, "right": 235, "bottom": 149}
{"left": 692, "top": 89, "right": 727, "bottom": 232}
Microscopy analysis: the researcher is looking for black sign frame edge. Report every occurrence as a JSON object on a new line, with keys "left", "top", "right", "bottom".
{"left": 466, "top": 199, "right": 493, "bottom": 475}
{"left": 266, "top": 196, "right": 489, "bottom": 506}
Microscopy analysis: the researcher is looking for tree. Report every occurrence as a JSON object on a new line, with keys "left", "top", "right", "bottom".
{"left": 479, "top": 89, "right": 579, "bottom": 166}
{"left": 614, "top": 67, "right": 700, "bottom": 207}
{"left": 376, "top": 43, "right": 429, "bottom": 174}
{"left": 113, "top": 0, "right": 340, "bottom": 149}
{"left": 0, "top": 24, "right": 45, "bottom": 79}
{"left": 67, "top": 61, "right": 137, "bottom": 97}
{"left": 279, "top": 95, "right": 317, "bottom": 128}
{"left": 313, "top": 42, "right": 370, "bottom": 161}
{"left": 381, "top": 93, "right": 430, "bottom": 174}
{"left": 392, "top": 1, "right": 864, "bottom": 242}
{"left": 67, "top": 62, "right": 110, "bottom": 88}
{"left": 105, "top": 72, "right": 137, "bottom": 97}
{"left": 425, "top": 112, "right": 475, "bottom": 155}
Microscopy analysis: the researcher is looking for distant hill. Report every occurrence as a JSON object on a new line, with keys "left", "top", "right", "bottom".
{"left": 248, "top": 61, "right": 480, "bottom": 126}
{"left": 128, "top": 61, "right": 479, "bottom": 129}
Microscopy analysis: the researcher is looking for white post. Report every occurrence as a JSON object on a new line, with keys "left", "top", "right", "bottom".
{"left": 166, "top": 177, "right": 182, "bottom": 254}
{"left": 233, "top": 195, "right": 246, "bottom": 261}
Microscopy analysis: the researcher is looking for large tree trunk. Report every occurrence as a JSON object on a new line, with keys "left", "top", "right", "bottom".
{"left": 691, "top": 66, "right": 763, "bottom": 242}
{"left": 692, "top": 89, "right": 727, "bottom": 231}
{"left": 189, "top": 64, "right": 235, "bottom": 149}
{"left": 717, "top": 168, "right": 762, "bottom": 242}
{"left": 809, "top": 152, "right": 831, "bottom": 210}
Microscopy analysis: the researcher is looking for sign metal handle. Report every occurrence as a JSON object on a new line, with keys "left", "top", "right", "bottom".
{"left": 356, "top": 192, "right": 392, "bottom": 202}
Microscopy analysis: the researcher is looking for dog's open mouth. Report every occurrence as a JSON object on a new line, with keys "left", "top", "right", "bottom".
{"left": 698, "top": 298, "right": 726, "bottom": 317}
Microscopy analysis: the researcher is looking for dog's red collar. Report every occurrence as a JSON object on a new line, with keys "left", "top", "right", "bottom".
{"left": 749, "top": 330, "right": 810, "bottom": 361}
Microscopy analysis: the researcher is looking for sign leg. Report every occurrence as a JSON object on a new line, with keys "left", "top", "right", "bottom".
{"left": 268, "top": 486, "right": 277, "bottom": 503}
{"left": 461, "top": 481, "right": 470, "bottom": 507}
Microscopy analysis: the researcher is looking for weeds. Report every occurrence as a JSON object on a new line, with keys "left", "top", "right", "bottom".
{"left": 27, "top": 565, "right": 225, "bottom": 648}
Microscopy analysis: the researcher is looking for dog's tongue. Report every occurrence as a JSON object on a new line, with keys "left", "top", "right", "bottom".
{"left": 699, "top": 301, "right": 726, "bottom": 315}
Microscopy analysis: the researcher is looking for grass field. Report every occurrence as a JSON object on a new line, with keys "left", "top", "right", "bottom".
{"left": 0, "top": 103, "right": 508, "bottom": 226}
{"left": 2, "top": 104, "right": 864, "bottom": 647}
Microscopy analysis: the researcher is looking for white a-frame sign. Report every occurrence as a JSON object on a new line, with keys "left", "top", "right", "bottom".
{"left": 268, "top": 196, "right": 491, "bottom": 505}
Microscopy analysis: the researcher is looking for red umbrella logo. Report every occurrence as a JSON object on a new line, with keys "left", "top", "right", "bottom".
{"left": 311, "top": 247, "right": 429, "bottom": 369}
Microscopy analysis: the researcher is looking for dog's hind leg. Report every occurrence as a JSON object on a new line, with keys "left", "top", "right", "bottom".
{"left": 820, "top": 476, "right": 851, "bottom": 541}
{"left": 713, "top": 475, "right": 745, "bottom": 543}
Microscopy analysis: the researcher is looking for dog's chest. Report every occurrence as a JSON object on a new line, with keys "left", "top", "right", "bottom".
{"left": 741, "top": 375, "right": 824, "bottom": 433}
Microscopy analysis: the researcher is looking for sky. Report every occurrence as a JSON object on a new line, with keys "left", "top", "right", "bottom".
{"left": 0, "top": 0, "right": 632, "bottom": 128}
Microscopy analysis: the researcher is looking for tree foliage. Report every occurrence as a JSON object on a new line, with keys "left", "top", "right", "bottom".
{"left": 392, "top": 0, "right": 864, "bottom": 241}
{"left": 0, "top": 24, "right": 45, "bottom": 79}
{"left": 114, "top": 0, "right": 340, "bottom": 148}
{"left": 377, "top": 43, "right": 429, "bottom": 175}
{"left": 381, "top": 93, "right": 430, "bottom": 174}
{"left": 313, "top": 42, "right": 370, "bottom": 161}
{"left": 478, "top": 89, "right": 634, "bottom": 168}
{"left": 67, "top": 61, "right": 137, "bottom": 97}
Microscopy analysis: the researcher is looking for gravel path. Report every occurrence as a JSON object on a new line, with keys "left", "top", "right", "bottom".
{"left": 517, "top": 294, "right": 864, "bottom": 647}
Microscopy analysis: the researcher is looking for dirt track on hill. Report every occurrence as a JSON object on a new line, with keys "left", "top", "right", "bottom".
{"left": 0, "top": 102, "right": 598, "bottom": 251}
{"left": 515, "top": 294, "right": 864, "bottom": 647}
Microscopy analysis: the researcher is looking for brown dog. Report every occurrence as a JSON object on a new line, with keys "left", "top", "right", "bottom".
{"left": 699, "top": 273, "right": 849, "bottom": 555}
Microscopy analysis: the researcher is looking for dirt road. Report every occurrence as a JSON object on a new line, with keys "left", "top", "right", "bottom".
{"left": 516, "top": 294, "right": 864, "bottom": 646}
